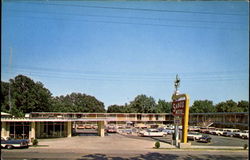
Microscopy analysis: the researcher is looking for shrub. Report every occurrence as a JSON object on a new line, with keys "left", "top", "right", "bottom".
{"left": 32, "top": 139, "right": 38, "bottom": 146}
{"left": 155, "top": 141, "right": 160, "bottom": 149}
{"left": 243, "top": 144, "right": 248, "bottom": 150}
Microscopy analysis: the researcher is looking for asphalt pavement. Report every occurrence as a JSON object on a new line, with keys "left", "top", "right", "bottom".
{"left": 2, "top": 148, "right": 248, "bottom": 160}
{"left": 122, "top": 133, "right": 249, "bottom": 147}
{"left": 1, "top": 133, "right": 249, "bottom": 159}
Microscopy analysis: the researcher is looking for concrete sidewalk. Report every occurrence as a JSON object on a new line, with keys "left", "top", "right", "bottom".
{"left": 191, "top": 145, "right": 244, "bottom": 149}
{"left": 160, "top": 143, "right": 245, "bottom": 150}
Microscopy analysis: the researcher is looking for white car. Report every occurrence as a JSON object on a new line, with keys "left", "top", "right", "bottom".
{"left": 189, "top": 126, "right": 200, "bottom": 132}
{"left": 211, "top": 129, "right": 225, "bottom": 136}
{"left": 222, "top": 129, "right": 240, "bottom": 137}
{"left": 165, "top": 125, "right": 175, "bottom": 130}
{"left": 141, "top": 129, "right": 164, "bottom": 137}
{"left": 242, "top": 133, "right": 249, "bottom": 139}
{"left": 162, "top": 129, "right": 175, "bottom": 135}
{"left": 187, "top": 132, "right": 203, "bottom": 141}
{"left": 234, "top": 130, "right": 249, "bottom": 139}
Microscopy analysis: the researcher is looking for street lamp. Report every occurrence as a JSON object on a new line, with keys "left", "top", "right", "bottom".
{"left": 174, "top": 74, "right": 180, "bottom": 95}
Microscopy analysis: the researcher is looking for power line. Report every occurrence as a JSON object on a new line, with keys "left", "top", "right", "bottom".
{"left": 2, "top": 65, "right": 247, "bottom": 82}
{"left": 2, "top": 64, "right": 247, "bottom": 77}
{"left": 7, "top": 15, "right": 246, "bottom": 31}
{"left": 6, "top": 9, "right": 245, "bottom": 25}
{"left": 12, "top": 1, "right": 247, "bottom": 16}
{"left": 2, "top": 70, "right": 247, "bottom": 83}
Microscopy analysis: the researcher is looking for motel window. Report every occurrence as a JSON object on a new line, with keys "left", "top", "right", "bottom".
{"left": 137, "top": 115, "right": 142, "bottom": 120}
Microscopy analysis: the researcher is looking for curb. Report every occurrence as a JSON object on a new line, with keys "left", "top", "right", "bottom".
{"left": 191, "top": 145, "right": 244, "bottom": 149}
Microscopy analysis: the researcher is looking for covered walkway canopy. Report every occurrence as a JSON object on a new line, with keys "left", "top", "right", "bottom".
{"left": 1, "top": 117, "right": 115, "bottom": 140}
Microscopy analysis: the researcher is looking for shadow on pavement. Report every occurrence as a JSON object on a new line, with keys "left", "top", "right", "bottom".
{"left": 78, "top": 153, "right": 178, "bottom": 160}
{"left": 77, "top": 152, "right": 248, "bottom": 160}
{"left": 183, "top": 154, "right": 248, "bottom": 160}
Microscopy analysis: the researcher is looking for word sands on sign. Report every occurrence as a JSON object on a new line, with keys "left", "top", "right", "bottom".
{"left": 172, "top": 100, "right": 186, "bottom": 116}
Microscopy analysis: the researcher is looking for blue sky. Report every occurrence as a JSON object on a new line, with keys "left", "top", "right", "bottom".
{"left": 2, "top": 1, "right": 249, "bottom": 108}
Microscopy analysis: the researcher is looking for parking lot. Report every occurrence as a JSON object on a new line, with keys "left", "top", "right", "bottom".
{"left": 2, "top": 126, "right": 249, "bottom": 160}
{"left": 119, "top": 133, "right": 248, "bottom": 147}
{"left": 2, "top": 133, "right": 249, "bottom": 159}
{"left": 191, "top": 133, "right": 248, "bottom": 146}
{"left": 73, "top": 127, "right": 249, "bottom": 147}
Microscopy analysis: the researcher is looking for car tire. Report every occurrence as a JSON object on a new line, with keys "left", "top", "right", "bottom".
{"left": 6, "top": 145, "right": 13, "bottom": 149}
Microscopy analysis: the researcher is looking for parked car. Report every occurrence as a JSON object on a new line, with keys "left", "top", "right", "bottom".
{"left": 106, "top": 126, "right": 117, "bottom": 133}
{"left": 211, "top": 128, "right": 227, "bottom": 136}
{"left": 234, "top": 130, "right": 249, "bottom": 139}
{"left": 207, "top": 128, "right": 217, "bottom": 135}
{"left": 199, "top": 127, "right": 216, "bottom": 134}
{"left": 77, "top": 125, "right": 85, "bottom": 129}
{"left": 197, "top": 135, "right": 212, "bottom": 143}
{"left": 138, "top": 129, "right": 146, "bottom": 135}
{"left": 121, "top": 129, "right": 133, "bottom": 134}
{"left": 242, "top": 133, "right": 249, "bottom": 139}
{"left": 84, "top": 125, "right": 92, "bottom": 129}
{"left": 166, "top": 125, "right": 175, "bottom": 130}
{"left": 187, "top": 132, "right": 203, "bottom": 141}
{"left": 189, "top": 126, "right": 200, "bottom": 132}
{"left": 161, "top": 129, "right": 175, "bottom": 135}
{"left": 160, "top": 125, "right": 174, "bottom": 130}
{"left": 1, "top": 137, "right": 29, "bottom": 149}
{"left": 140, "top": 129, "right": 164, "bottom": 137}
{"left": 222, "top": 129, "right": 240, "bottom": 137}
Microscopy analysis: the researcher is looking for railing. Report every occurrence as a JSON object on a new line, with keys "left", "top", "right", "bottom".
{"left": 1, "top": 117, "right": 115, "bottom": 122}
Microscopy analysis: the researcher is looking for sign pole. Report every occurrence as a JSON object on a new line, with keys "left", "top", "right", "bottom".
{"left": 182, "top": 94, "right": 189, "bottom": 143}
{"left": 171, "top": 75, "right": 190, "bottom": 144}
{"left": 174, "top": 124, "right": 179, "bottom": 146}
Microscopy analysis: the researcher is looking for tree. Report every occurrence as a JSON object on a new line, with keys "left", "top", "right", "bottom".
{"left": 129, "top": 95, "right": 157, "bottom": 113}
{"left": 1, "top": 75, "right": 53, "bottom": 117}
{"left": 156, "top": 99, "right": 172, "bottom": 113}
{"left": 1, "top": 81, "right": 11, "bottom": 112}
{"left": 215, "top": 100, "right": 242, "bottom": 112}
{"left": 190, "top": 100, "right": 215, "bottom": 113}
{"left": 237, "top": 100, "right": 249, "bottom": 112}
{"left": 51, "top": 93, "right": 106, "bottom": 113}
{"left": 107, "top": 105, "right": 126, "bottom": 113}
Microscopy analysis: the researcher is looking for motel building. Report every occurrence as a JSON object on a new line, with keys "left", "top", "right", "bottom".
{"left": 1, "top": 112, "right": 248, "bottom": 140}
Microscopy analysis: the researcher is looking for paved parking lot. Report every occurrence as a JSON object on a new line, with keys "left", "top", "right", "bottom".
{"left": 191, "top": 134, "right": 248, "bottom": 146}
{"left": 121, "top": 133, "right": 248, "bottom": 147}
{"left": 2, "top": 134, "right": 249, "bottom": 159}
{"left": 37, "top": 133, "right": 174, "bottom": 150}
{"left": 75, "top": 128, "right": 249, "bottom": 148}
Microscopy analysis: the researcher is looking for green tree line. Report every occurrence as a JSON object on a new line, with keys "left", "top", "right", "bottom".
{"left": 1, "top": 75, "right": 248, "bottom": 117}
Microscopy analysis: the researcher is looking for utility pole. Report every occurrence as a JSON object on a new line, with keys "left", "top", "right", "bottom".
{"left": 8, "top": 47, "right": 12, "bottom": 111}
